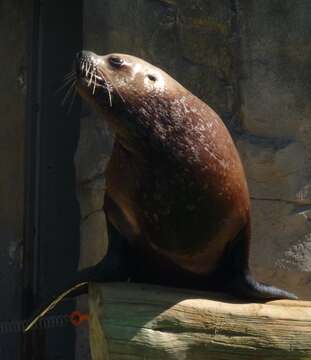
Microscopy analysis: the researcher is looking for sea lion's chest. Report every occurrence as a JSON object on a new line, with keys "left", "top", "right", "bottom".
{"left": 104, "top": 132, "right": 249, "bottom": 260}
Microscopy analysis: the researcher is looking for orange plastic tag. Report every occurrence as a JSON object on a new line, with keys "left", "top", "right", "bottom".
{"left": 69, "top": 311, "right": 89, "bottom": 327}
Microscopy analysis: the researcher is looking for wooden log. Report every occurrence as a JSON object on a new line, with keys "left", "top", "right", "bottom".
{"left": 88, "top": 282, "right": 311, "bottom": 360}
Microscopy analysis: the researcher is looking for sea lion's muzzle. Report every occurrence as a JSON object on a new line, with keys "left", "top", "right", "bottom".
{"left": 75, "top": 50, "right": 98, "bottom": 79}
{"left": 74, "top": 50, "right": 114, "bottom": 107}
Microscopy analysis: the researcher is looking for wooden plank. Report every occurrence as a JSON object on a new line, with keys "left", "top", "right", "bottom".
{"left": 89, "top": 283, "right": 311, "bottom": 360}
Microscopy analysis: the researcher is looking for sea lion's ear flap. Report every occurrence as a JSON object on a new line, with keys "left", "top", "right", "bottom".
{"left": 147, "top": 74, "right": 157, "bottom": 82}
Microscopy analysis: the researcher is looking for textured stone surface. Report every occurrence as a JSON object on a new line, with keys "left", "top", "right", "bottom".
{"left": 0, "top": 0, "right": 29, "bottom": 358}
{"left": 0, "top": 0, "right": 27, "bottom": 302}
{"left": 77, "top": 1, "right": 311, "bottom": 312}
{"left": 236, "top": 1, "right": 311, "bottom": 297}
{"left": 75, "top": 114, "right": 113, "bottom": 269}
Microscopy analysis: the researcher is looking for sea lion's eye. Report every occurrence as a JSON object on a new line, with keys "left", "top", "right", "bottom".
{"left": 109, "top": 56, "right": 124, "bottom": 68}
{"left": 147, "top": 74, "right": 157, "bottom": 81}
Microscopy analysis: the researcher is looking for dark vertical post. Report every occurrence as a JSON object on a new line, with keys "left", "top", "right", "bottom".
{"left": 23, "top": 0, "right": 83, "bottom": 359}
{"left": 22, "top": 0, "right": 43, "bottom": 357}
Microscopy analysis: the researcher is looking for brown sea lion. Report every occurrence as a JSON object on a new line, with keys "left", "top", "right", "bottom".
{"left": 25, "top": 51, "right": 296, "bottom": 332}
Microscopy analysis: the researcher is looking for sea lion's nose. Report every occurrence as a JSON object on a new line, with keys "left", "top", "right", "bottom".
{"left": 76, "top": 50, "right": 97, "bottom": 63}
{"left": 75, "top": 50, "right": 98, "bottom": 75}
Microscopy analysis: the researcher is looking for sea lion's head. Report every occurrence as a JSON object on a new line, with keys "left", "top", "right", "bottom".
{"left": 75, "top": 51, "right": 186, "bottom": 145}
{"left": 75, "top": 51, "right": 180, "bottom": 110}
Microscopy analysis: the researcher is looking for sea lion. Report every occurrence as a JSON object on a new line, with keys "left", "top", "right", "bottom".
{"left": 25, "top": 51, "right": 296, "bottom": 332}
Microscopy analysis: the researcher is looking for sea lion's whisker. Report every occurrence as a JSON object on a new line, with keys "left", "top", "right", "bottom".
{"left": 108, "top": 89, "right": 112, "bottom": 106}
{"left": 97, "top": 69, "right": 123, "bottom": 106}
{"left": 63, "top": 75, "right": 75, "bottom": 84}
{"left": 91, "top": 80, "right": 112, "bottom": 106}
{"left": 62, "top": 73, "right": 75, "bottom": 87}
{"left": 95, "top": 70, "right": 113, "bottom": 106}
{"left": 55, "top": 76, "right": 75, "bottom": 95}
{"left": 62, "top": 81, "right": 76, "bottom": 106}
{"left": 99, "top": 69, "right": 125, "bottom": 104}
{"left": 64, "top": 71, "right": 75, "bottom": 80}
{"left": 88, "top": 69, "right": 94, "bottom": 87}
{"left": 110, "top": 82, "right": 124, "bottom": 104}
{"left": 102, "top": 85, "right": 112, "bottom": 106}
{"left": 83, "top": 61, "right": 88, "bottom": 77}
{"left": 93, "top": 73, "right": 97, "bottom": 95}
{"left": 68, "top": 85, "right": 77, "bottom": 114}
{"left": 86, "top": 63, "right": 91, "bottom": 77}
{"left": 116, "top": 88, "right": 125, "bottom": 103}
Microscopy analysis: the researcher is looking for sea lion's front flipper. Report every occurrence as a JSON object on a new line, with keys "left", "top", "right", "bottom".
{"left": 234, "top": 271, "right": 298, "bottom": 300}
{"left": 225, "top": 225, "right": 298, "bottom": 300}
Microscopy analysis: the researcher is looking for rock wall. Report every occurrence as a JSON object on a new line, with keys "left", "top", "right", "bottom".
{"left": 77, "top": 0, "right": 311, "bottom": 301}
{"left": 0, "top": 0, "right": 29, "bottom": 358}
